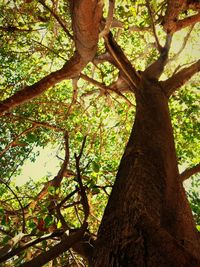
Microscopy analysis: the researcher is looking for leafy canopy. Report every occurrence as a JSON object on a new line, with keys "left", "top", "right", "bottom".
{"left": 0, "top": 0, "right": 199, "bottom": 266}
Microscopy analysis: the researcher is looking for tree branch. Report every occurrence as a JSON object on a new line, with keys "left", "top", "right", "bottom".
{"left": 143, "top": 33, "right": 172, "bottom": 80}
{"left": 0, "top": 53, "right": 82, "bottom": 116}
{"left": 163, "top": 0, "right": 200, "bottom": 33}
{"left": 180, "top": 163, "right": 200, "bottom": 182}
{"left": 0, "top": 125, "right": 36, "bottom": 158}
{"left": 0, "top": 231, "right": 63, "bottom": 263}
{"left": 80, "top": 73, "right": 133, "bottom": 106}
{"left": 0, "top": 179, "right": 26, "bottom": 233}
{"left": 104, "top": 32, "right": 140, "bottom": 91}
{"left": 146, "top": 0, "right": 162, "bottom": 52}
{"left": 29, "top": 131, "right": 69, "bottom": 210}
{"left": 162, "top": 60, "right": 200, "bottom": 97}
{"left": 174, "top": 12, "right": 200, "bottom": 32}
{"left": 168, "top": 25, "right": 194, "bottom": 63}
{"left": 75, "top": 137, "right": 90, "bottom": 222}
{"left": 38, "top": 0, "right": 73, "bottom": 39}
{"left": 100, "top": 0, "right": 115, "bottom": 37}
{"left": 19, "top": 222, "right": 88, "bottom": 267}
{"left": 163, "top": 0, "right": 185, "bottom": 33}
{"left": 0, "top": 0, "right": 103, "bottom": 116}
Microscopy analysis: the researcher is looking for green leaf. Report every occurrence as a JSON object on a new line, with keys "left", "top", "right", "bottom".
{"left": 2, "top": 236, "right": 10, "bottom": 245}
{"left": 42, "top": 240, "right": 47, "bottom": 249}
{"left": 44, "top": 215, "right": 53, "bottom": 227}
{"left": 28, "top": 220, "right": 36, "bottom": 229}
{"left": 48, "top": 186, "right": 56, "bottom": 195}
{"left": 196, "top": 225, "right": 200, "bottom": 232}
{"left": 92, "top": 187, "right": 100, "bottom": 194}
{"left": 1, "top": 215, "right": 6, "bottom": 226}
{"left": 92, "top": 161, "right": 100, "bottom": 173}
{"left": 57, "top": 220, "right": 62, "bottom": 229}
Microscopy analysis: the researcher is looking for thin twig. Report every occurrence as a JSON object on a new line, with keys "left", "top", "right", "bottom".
{"left": 74, "top": 137, "right": 90, "bottom": 221}
{"left": 168, "top": 25, "right": 194, "bottom": 63}
{"left": 31, "top": 38, "right": 67, "bottom": 61}
{"left": 0, "top": 126, "right": 36, "bottom": 158}
{"left": 146, "top": 0, "right": 162, "bottom": 52}
{"left": 100, "top": 0, "right": 115, "bottom": 37}
{"left": 80, "top": 73, "right": 133, "bottom": 106}
{"left": 38, "top": 0, "right": 73, "bottom": 39}
{"left": 0, "top": 179, "right": 26, "bottom": 233}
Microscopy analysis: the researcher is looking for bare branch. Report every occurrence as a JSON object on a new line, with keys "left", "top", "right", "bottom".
{"left": 38, "top": 0, "right": 73, "bottom": 39}
{"left": 100, "top": 0, "right": 115, "bottom": 37}
{"left": 75, "top": 137, "right": 90, "bottom": 221}
{"left": 29, "top": 132, "right": 69, "bottom": 210}
{"left": 163, "top": 0, "right": 200, "bottom": 33}
{"left": 19, "top": 222, "right": 88, "bottom": 267}
{"left": 65, "top": 78, "right": 79, "bottom": 118}
{"left": 104, "top": 32, "right": 140, "bottom": 91}
{"left": 168, "top": 25, "right": 194, "bottom": 63}
{"left": 162, "top": 60, "right": 200, "bottom": 97}
{"left": 146, "top": 0, "right": 162, "bottom": 52}
{"left": 0, "top": 179, "right": 26, "bottom": 233}
{"left": 0, "top": 26, "right": 39, "bottom": 32}
{"left": 80, "top": 73, "right": 133, "bottom": 106}
{"left": 174, "top": 13, "right": 200, "bottom": 32}
{"left": 143, "top": 34, "right": 172, "bottom": 80}
{"left": 180, "top": 163, "right": 200, "bottom": 182}
{"left": 6, "top": 113, "right": 65, "bottom": 132}
{"left": 0, "top": 231, "right": 63, "bottom": 263}
{"left": 57, "top": 188, "right": 80, "bottom": 209}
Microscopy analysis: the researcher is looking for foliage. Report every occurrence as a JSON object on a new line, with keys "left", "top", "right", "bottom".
{"left": 0, "top": 0, "right": 199, "bottom": 266}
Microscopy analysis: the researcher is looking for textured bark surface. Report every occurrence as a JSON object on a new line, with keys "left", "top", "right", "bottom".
{"left": 92, "top": 78, "right": 200, "bottom": 266}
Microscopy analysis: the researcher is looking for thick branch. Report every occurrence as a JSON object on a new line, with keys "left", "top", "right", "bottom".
{"left": 174, "top": 13, "right": 200, "bottom": 32}
{"left": 0, "top": 53, "right": 82, "bottom": 115}
{"left": 143, "top": 34, "right": 172, "bottom": 80}
{"left": 0, "top": 0, "right": 103, "bottom": 116}
{"left": 162, "top": 60, "right": 200, "bottom": 97}
{"left": 163, "top": 0, "right": 200, "bottom": 33}
{"left": 163, "top": 0, "right": 185, "bottom": 33}
{"left": 72, "top": 0, "right": 103, "bottom": 59}
{"left": 180, "top": 163, "right": 200, "bottom": 181}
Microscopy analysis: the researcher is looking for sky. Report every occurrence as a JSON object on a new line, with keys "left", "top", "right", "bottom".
{"left": 14, "top": 146, "right": 61, "bottom": 186}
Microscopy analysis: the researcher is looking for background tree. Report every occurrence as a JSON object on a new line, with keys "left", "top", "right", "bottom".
{"left": 0, "top": 0, "right": 200, "bottom": 266}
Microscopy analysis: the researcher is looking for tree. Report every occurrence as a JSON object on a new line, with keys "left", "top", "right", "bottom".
{"left": 0, "top": 0, "right": 200, "bottom": 266}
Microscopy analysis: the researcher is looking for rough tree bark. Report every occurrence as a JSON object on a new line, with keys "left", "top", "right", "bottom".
{"left": 92, "top": 76, "right": 200, "bottom": 266}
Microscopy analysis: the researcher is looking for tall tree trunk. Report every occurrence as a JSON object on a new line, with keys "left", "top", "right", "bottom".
{"left": 92, "top": 79, "right": 200, "bottom": 266}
